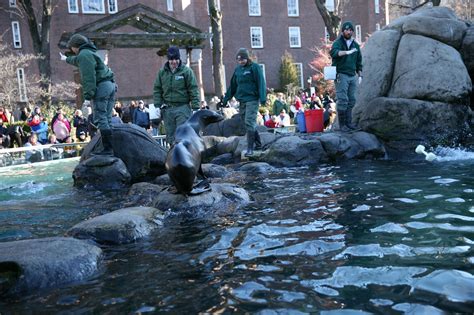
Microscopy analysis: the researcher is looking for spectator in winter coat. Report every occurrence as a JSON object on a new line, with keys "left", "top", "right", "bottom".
{"left": 133, "top": 100, "right": 150, "bottom": 129}
{"left": 53, "top": 113, "right": 71, "bottom": 143}
{"left": 73, "top": 109, "right": 89, "bottom": 141}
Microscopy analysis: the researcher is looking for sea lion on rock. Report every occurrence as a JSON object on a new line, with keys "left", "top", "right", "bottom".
{"left": 166, "top": 109, "right": 224, "bottom": 195}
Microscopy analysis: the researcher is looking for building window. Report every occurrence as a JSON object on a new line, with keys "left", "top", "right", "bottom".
{"left": 9, "top": 0, "right": 17, "bottom": 8}
{"left": 289, "top": 27, "right": 301, "bottom": 48}
{"left": 82, "top": 0, "right": 105, "bottom": 14}
{"left": 108, "top": 0, "right": 117, "bottom": 13}
{"left": 259, "top": 64, "right": 266, "bottom": 82}
{"left": 68, "top": 0, "right": 79, "bottom": 13}
{"left": 375, "top": 23, "right": 380, "bottom": 31}
{"left": 207, "top": 0, "right": 221, "bottom": 15}
{"left": 248, "top": 0, "right": 261, "bottom": 16}
{"left": 167, "top": 0, "right": 173, "bottom": 11}
{"left": 250, "top": 27, "right": 263, "bottom": 48}
{"left": 294, "top": 63, "right": 303, "bottom": 88}
{"left": 17, "top": 68, "right": 27, "bottom": 102}
{"left": 287, "top": 0, "right": 299, "bottom": 17}
{"left": 324, "top": 27, "right": 330, "bottom": 43}
{"left": 355, "top": 24, "right": 362, "bottom": 43}
{"left": 375, "top": 0, "right": 380, "bottom": 14}
{"left": 12, "top": 21, "right": 21, "bottom": 48}
{"left": 325, "top": 0, "right": 334, "bottom": 12}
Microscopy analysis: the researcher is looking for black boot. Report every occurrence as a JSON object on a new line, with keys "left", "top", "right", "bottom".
{"left": 345, "top": 108, "right": 360, "bottom": 131}
{"left": 245, "top": 131, "right": 255, "bottom": 157}
{"left": 254, "top": 130, "right": 262, "bottom": 150}
{"left": 336, "top": 109, "right": 350, "bottom": 132}
{"left": 93, "top": 129, "right": 114, "bottom": 156}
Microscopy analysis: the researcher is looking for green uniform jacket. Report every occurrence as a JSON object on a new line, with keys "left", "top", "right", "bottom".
{"left": 153, "top": 62, "right": 200, "bottom": 109}
{"left": 330, "top": 35, "right": 363, "bottom": 76}
{"left": 66, "top": 42, "right": 114, "bottom": 101}
{"left": 273, "top": 99, "right": 289, "bottom": 116}
{"left": 224, "top": 61, "right": 266, "bottom": 105}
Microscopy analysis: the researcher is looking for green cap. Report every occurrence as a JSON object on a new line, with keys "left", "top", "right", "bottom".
{"left": 342, "top": 21, "right": 354, "bottom": 31}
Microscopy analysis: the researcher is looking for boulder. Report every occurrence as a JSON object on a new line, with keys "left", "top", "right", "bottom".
{"left": 389, "top": 34, "right": 470, "bottom": 103}
{"left": 258, "top": 135, "right": 329, "bottom": 167}
{"left": 153, "top": 183, "right": 250, "bottom": 212}
{"left": 72, "top": 155, "right": 131, "bottom": 189}
{"left": 0, "top": 237, "right": 102, "bottom": 296}
{"left": 81, "top": 124, "right": 168, "bottom": 182}
{"left": 67, "top": 207, "right": 165, "bottom": 245}
{"left": 353, "top": 7, "right": 473, "bottom": 150}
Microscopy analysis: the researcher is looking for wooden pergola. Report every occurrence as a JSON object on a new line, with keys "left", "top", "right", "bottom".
{"left": 58, "top": 3, "right": 210, "bottom": 102}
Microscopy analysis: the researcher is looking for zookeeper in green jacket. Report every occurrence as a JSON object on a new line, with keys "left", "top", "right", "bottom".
{"left": 330, "top": 21, "right": 363, "bottom": 131}
{"left": 60, "top": 34, "right": 116, "bottom": 155}
{"left": 153, "top": 46, "right": 200, "bottom": 145}
{"left": 223, "top": 48, "right": 267, "bottom": 157}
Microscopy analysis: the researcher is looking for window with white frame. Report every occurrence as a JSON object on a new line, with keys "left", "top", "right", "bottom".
{"left": 375, "top": 0, "right": 380, "bottom": 14}
{"left": 68, "top": 0, "right": 79, "bottom": 13}
{"left": 259, "top": 64, "right": 266, "bottom": 82}
{"left": 12, "top": 21, "right": 21, "bottom": 48}
{"left": 375, "top": 23, "right": 380, "bottom": 31}
{"left": 324, "top": 27, "right": 330, "bottom": 43}
{"left": 167, "top": 0, "right": 173, "bottom": 11}
{"left": 108, "top": 0, "right": 117, "bottom": 13}
{"left": 289, "top": 27, "right": 301, "bottom": 48}
{"left": 250, "top": 27, "right": 263, "bottom": 48}
{"left": 207, "top": 0, "right": 221, "bottom": 15}
{"left": 17, "top": 68, "right": 27, "bottom": 102}
{"left": 82, "top": 0, "right": 105, "bottom": 14}
{"left": 293, "top": 63, "right": 303, "bottom": 88}
{"left": 355, "top": 24, "right": 362, "bottom": 43}
{"left": 325, "top": 0, "right": 335, "bottom": 12}
{"left": 287, "top": 0, "right": 299, "bottom": 17}
{"left": 248, "top": 0, "right": 261, "bottom": 16}
{"left": 9, "top": 0, "right": 17, "bottom": 8}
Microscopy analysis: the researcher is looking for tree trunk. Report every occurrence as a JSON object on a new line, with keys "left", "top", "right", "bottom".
{"left": 313, "top": 0, "right": 341, "bottom": 41}
{"left": 208, "top": 0, "right": 225, "bottom": 98}
{"left": 18, "top": 0, "right": 53, "bottom": 106}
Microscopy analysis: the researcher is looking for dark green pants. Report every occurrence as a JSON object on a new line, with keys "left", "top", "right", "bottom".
{"left": 163, "top": 104, "right": 192, "bottom": 144}
{"left": 239, "top": 100, "right": 259, "bottom": 133}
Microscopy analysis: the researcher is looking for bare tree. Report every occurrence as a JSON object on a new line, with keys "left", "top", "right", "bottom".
{"left": 0, "top": 42, "right": 37, "bottom": 110}
{"left": 312, "top": 0, "right": 349, "bottom": 41}
{"left": 0, "top": 42, "right": 78, "bottom": 112}
{"left": 208, "top": 0, "right": 225, "bottom": 98}
{"left": 16, "top": 0, "right": 55, "bottom": 106}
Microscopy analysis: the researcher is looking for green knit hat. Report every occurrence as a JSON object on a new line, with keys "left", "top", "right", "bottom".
{"left": 236, "top": 48, "right": 249, "bottom": 60}
{"left": 341, "top": 21, "right": 354, "bottom": 31}
{"left": 67, "top": 34, "right": 88, "bottom": 48}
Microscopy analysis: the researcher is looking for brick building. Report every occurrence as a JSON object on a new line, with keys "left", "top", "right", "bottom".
{"left": 0, "top": 0, "right": 386, "bottom": 105}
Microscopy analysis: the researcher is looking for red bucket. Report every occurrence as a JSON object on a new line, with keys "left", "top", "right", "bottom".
{"left": 304, "top": 109, "right": 324, "bottom": 133}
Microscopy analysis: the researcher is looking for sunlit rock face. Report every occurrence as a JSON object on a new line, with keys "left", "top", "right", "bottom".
{"left": 353, "top": 6, "right": 473, "bottom": 151}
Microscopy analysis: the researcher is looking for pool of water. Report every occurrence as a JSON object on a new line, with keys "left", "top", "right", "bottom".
{"left": 0, "top": 151, "right": 473, "bottom": 313}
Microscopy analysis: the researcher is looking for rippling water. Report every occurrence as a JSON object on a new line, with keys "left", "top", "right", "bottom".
{"left": 0, "top": 149, "right": 473, "bottom": 313}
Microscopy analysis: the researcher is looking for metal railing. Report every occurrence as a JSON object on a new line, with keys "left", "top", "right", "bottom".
{"left": 0, "top": 135, "right": 169, "bottom": 167}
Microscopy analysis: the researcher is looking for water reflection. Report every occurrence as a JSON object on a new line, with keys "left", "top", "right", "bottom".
{"left": 0, "top": 155, "right": 473, "bottom": 313}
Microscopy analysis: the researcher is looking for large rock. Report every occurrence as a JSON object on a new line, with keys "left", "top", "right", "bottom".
{"left": 153, "top": 183, "right": 250, "bottom": 213}
{"left": 353, "top": 7, "right": 473, "bottom": 150}
{"left": 72, "top": 155, "right": 131, "bottom": 189}
{"left": 67, "top": 207, "right": 165, "bottom": 245}
{"left": 259, "top": 135, "right": 329, "bottom": 167}
{"left": 357, "top": 29, "right": 401, "bottom": 107}
{"left": 356, "top": 97, "right": 469, "bottom": 144}
{"left": 388, "top": 34, "right": 470, "bottom": 103}
{"left": 0, "top": 237, "right": 102, "bottom": 296}
{"left": 81, "top": 124, "right": 168, "bottom": 182}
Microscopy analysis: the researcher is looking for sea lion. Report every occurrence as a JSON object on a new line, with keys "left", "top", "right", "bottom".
{"left": 165, "top": 109, "right": 224, "bottom": 195}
